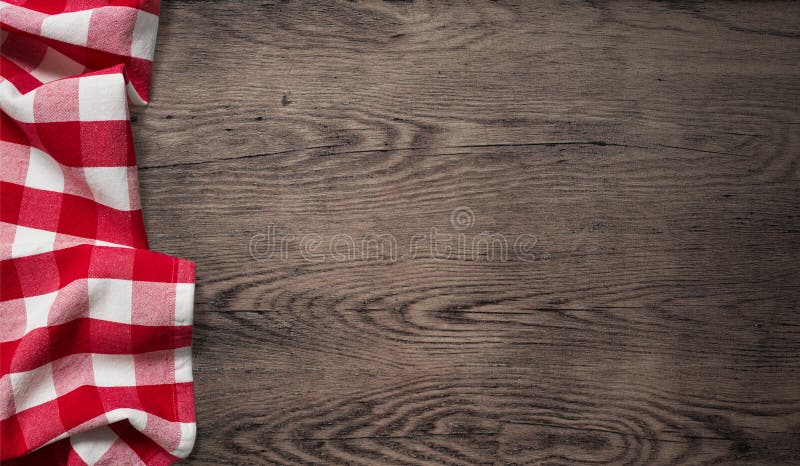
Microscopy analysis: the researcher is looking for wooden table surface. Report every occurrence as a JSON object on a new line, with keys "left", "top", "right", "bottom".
{"left": 132, "top": 1, "right": 800, "bottom": 464}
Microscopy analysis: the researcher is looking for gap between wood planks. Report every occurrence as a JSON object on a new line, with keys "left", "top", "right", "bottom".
{"left": 137, "top": 141, "right": 756, "bottom": 171}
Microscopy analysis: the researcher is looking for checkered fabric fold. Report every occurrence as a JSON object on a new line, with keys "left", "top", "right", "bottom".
{"left": 1, "top": 1, "right": 197, "bottom": 464}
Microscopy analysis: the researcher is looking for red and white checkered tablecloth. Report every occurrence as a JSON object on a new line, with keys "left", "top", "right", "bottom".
{"left": 1, "top": 1, "right": 197, "bottom": 464}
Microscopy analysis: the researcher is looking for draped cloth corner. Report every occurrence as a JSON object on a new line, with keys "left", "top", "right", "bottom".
{"left": 1, "top": 1, "right": 197, "bottom": 464}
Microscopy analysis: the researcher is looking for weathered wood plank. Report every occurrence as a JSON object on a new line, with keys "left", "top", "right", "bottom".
{"left": 188, "top": 366, "right": 800, "bottom": 465}
{"left": 134, "top": 1, "right": 800, "bottom": 171}
{"left": 138, "top": 145, "right": 799, "bottom": 312}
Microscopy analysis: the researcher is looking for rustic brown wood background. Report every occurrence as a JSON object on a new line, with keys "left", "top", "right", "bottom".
{"left": 131, "top": 1, "right": 800, "bottom": 464}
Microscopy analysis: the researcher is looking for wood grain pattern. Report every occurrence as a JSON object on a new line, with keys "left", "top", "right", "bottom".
{"left": 132, "top": 1, "right": 800, "bottom": 464}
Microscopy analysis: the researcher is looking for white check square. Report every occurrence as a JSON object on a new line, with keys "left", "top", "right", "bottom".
{"left": 83, "top": 166, "right": 131, "bottom": 211}
{"left": 0, "top": 82, "right": 35, "bottom": 122}
{"left": 30, "top": 47, "right": 85, "bottom": 84}
{"left": 88, "top": 278, "right": 133, "bottom": 324}
{"left": 10, "top": 363, "right": 57, "bottom": 413}
{"left": 91, "top": 354, "right": 136, "bottom": 387}
{"left": 23, "top": 290, "right": 58, "bottom": 334}
{"left": 78, "top": 74, "right": 128, "bottom": 121}
{"left": 11, "top": 226, "right": 57, "bottom": 259}
{"left": 131, "top": 11, "right": 159, "bottom": 60}
{"left": 25, "top": 147, "right": 64, "bottom": 192}
{"left": 70, "top": 425, "right": 118, "bottom": 465}
{"left": 40, "top": 9, "right": 92, "bottom": 46}
{"left": 174, "top": 347, "right": 193, "bottom": 383}
{"left": 174, "top": 283, "right": 195, "bottom": 326}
